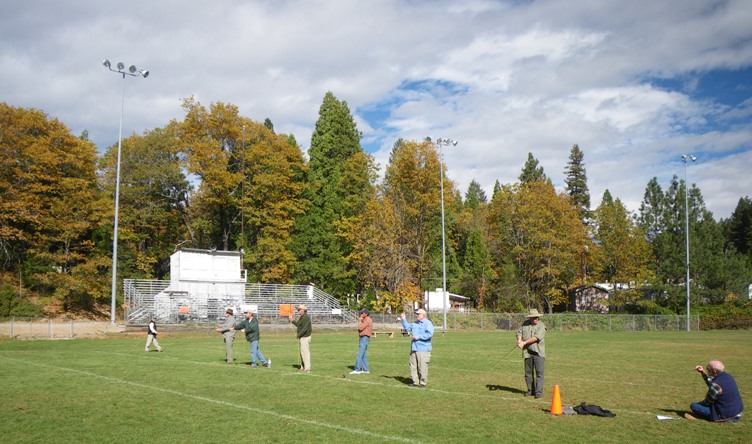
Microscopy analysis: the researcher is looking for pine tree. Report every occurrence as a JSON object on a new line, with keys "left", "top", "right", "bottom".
{"left": 519, "top": 153, "right": 547, "bottom": 184}
{"left": 464, "top": 179, "right": 488, "bottom": 209}
{"left": 727, "top": 196, "right": 752, "bottom": 256}
{"left": 564, "top": 144, "right": 591, "bottom": 225}
{"left": 291, "top": 92, "right": 368, "bottom": 297}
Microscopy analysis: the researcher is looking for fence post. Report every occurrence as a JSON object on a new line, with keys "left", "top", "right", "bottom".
{"left": 48, "top": 318, "right": 52, "bottom": 338}
{"left": 70, "top": 320, "right": 74, "bottom": 338}
{"left": 10, "top": 317, "right": 13, "bottom": 338}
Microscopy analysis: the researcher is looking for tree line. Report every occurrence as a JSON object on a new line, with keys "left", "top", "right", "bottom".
{"left": 1, "top": 95, "right": 751, "bottom": 318}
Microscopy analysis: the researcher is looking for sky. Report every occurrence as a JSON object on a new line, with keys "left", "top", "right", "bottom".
{"left": 2, "top": 0, "right": 751, "bottom": 220}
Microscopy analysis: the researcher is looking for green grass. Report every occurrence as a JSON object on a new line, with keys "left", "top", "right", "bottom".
{"left": 1, "top": 330, "right": 750, "bottom": 443}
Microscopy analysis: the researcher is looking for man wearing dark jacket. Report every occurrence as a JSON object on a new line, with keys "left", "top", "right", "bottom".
{"left": 688, "top": 360, "right": 744, "bottom": 422}
{"left": 234, "top": 310, "right": 270, "bottom": 368}
{"left": 145, "top": 318, "right": 163, "bottom": 352}
{"left": 289, "top": 304, "right": 312, "bottom": 372}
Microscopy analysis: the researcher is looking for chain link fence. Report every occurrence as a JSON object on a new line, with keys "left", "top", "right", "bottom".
{"left": 1, "top": 312, "right": 701, "bottom": 339}
{"left": 368, "top": 312, "right": 701, "bottom": 332}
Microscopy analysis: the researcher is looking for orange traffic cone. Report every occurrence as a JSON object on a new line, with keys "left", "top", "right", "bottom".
{"left": 549, "top": 384, "right": 563, "bottom": 415}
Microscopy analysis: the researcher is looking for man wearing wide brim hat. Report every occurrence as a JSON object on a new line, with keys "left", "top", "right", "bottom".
{"left": 289, "top": 304, "right": 312, "bottom": 372}
{"left": 516, "top": 308, "right": 547, "bottom": 398}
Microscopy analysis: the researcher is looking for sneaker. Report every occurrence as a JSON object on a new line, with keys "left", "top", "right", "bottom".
{"left": 349, "top": 370, "right": 361, "bottom": 375}
{"left": 251, "top": 364, "right": 257, "bottom": 367}
{"left": 361, "top": 371, "right": 370, "bottom": 374}
{"left": 524, "top": 391, "right": 532, "bottom": 397}
{"left": 265, "top": 359, "right": 271, "bottom": 368}
{"left": 534, "top": 393, "right": 543, "bottom": 399}
{"left": 158, "top": 349, "right": 163, "bottom": 352}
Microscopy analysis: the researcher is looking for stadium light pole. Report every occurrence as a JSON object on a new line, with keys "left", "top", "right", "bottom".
{"left": 427, "top": 137, "right": 458, "bottom": 332}
{"left": 103, "top": 59, "right": 149, "bottom": 324}
{"left": 682, "top": 154, "right": 696, "bottom": 332}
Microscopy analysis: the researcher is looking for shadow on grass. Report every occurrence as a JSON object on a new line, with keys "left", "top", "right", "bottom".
{"left": 383, "top": 375, "right": 414, "bottom": 385}
{"left": 486, "top": 384, "right": 526, "bottom": 395}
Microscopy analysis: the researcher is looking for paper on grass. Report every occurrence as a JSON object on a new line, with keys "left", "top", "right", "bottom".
{"left": 656, "top": 415, "right": 679, "bottom": 420}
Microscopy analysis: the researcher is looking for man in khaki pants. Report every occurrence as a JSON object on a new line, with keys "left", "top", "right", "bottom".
{"left": 215, "top": 309, "right": 236, "bottom": 364}
{"left": 289, "top": 305, "right": 312, "bottom": 372}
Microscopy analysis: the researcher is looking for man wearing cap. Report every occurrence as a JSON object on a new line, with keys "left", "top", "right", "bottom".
{"left": 289, "top": 305, "right": 312, "bottom": 372}
{"left": 215, "top": 309, "right": 236, "bottom": 364}
{"left": 234, "top": 309, "right": 270, "bottom": 368}
{"left": 516, "top": 308, "right": 546, "bottom": 398}
{"left": 351, "top": 308, "right": 373, "bottom": 374}
{"left": 399, "top": 308, "right": 434, "bottom": 387}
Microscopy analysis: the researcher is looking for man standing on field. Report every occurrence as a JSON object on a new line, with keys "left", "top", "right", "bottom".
{"left": 350, "top": 308, "right": 373, "bottom": 374}
{"left": 215, "top": 309, "right": 236, "bottom": 364}
{"left": 234, "top": 309, "right": 270, "bottom": 368}
{"left": 289, "top": 304, "right": 312, "bottom": 372}
{"left": 399, "top": 308, "right": 434, "bottom": 387}
{"left": 145, "top": 317, "right": 163, "bottom": 352}
{"left": 516, "top": 308, "right": 546, "bottom": 398}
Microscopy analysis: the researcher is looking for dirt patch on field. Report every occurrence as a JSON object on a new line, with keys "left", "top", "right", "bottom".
{"left": 0, "top": 320, "right": 125, "bottom": 339}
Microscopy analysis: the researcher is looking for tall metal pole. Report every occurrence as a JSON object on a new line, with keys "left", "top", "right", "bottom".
{"left": 103, "top": 60, "right": 148, "bottom": 324}
{"left": 682, "top": 154, "right": 696, "bottom": 332}
{"left": 440, "top": 146, "right": 447, "bottom": 332}
{"left": 110, "top": 72, "right": 125, "bottom": 324}
{"left": 433, "top": 137, "right": 457, "bottom": 332}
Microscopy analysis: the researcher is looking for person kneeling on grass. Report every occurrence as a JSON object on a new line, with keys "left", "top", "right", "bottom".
{"left": 687, "top": 360, "right": 743, "bottom": 422}
{"left": 234, "top": 310, "right": 270, "bottom": 368}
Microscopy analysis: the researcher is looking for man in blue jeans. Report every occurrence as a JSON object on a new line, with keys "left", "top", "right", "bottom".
{"left": 350, "top": 308, "right": 373, "bottom": 374}
{"left": 687, "top": 360, "right": 743, "bottom": 422}
{"left": 234, "top": 309, "right": 270, "bottom": 368}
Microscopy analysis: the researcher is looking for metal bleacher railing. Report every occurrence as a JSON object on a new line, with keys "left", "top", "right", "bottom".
{"left": 123, "top": 279, "right": 358, "bottom": 325}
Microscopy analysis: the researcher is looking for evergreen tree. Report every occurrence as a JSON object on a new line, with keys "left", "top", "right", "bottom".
{"left": 464, "top": 179, "right": 488, "bottom": 209}
{"left": 291, "top": 92, "right": 367, "bottom": 298}
{"left": 519, "top": 153, "right": 547, "bottom": 184}
{"left": 727, "top": 196, "right": 752, "bottom": 256}
{"left": 564, "top": 144, "right": 591, "bottom": 225}
{"left": 492, "top": 179, "right": 502, "bottom": 198}
{"left": 263, "top": 117, "right": 274, "bottom": 132}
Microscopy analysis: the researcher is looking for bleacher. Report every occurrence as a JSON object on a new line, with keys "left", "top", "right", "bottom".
{"left": 124, "top": 279, "right": 358, "bottom": 324}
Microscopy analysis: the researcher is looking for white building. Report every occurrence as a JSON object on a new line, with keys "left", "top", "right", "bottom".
{"left": 423, "top": 288, "right": 471, "bottom": 312}
{"left": 154, "top": 248, "right": 247, "bottom": 321}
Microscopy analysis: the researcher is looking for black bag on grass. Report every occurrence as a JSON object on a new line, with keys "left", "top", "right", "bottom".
{"left": 573, "top": 402, "right": 616, "bottom": 417}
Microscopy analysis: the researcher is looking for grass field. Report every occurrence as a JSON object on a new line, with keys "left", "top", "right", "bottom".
{"left": 1, "top": 329, "right": 749, "bottom": 443}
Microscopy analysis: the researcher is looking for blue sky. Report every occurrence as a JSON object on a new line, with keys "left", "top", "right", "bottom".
{"left": 1, "top": 0, "right": 751, "bottom": 219}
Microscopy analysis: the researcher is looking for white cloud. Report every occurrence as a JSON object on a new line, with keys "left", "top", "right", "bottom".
{"left": 1, "top": 0, "right": 751, "bottom": 219}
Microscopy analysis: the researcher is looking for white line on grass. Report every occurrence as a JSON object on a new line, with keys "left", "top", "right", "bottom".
{"left": 0, "top": 356, "right": 423, "bottom": 444}
{"left": 83, "top": 351, "right": 661, "bottom": 417}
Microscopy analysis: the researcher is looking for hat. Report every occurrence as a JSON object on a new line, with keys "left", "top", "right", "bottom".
{"left": 415, "top": 308, "right": 427, "bottom": 315}
{"left": 359, "top": 308, "right": 370, "bottom": 315}
{"left": 226, "top": 309, "right": 234, "bottom": 315}
{"left": 526, "top": 308, "right": 541, "bottom": 318}
{"left": 298, "top": 304, "right": 307, "bottom": 311}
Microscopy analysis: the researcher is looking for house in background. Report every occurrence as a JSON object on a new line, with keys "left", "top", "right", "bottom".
{"left": 424, "top": 288, "right": 471, "bottom": 312}
{"left": 568, "top": 284, "right": 611, "bottom": 313}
